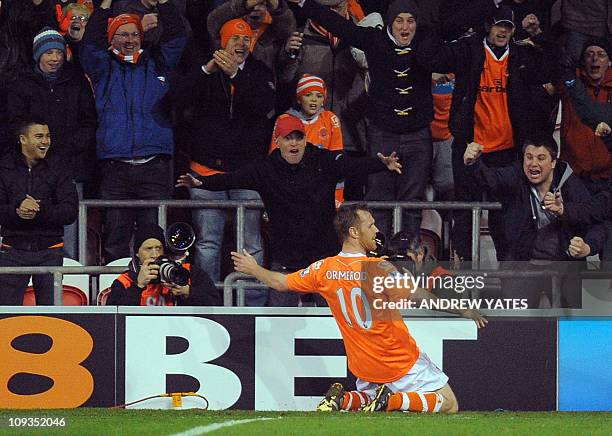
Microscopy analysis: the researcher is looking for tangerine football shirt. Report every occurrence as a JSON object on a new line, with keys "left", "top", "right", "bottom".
{"left": 269, "top": 111, "right": 343, "bottom": 153}
{"left": 286, "top": 252, "right": 420, "bottom": 383}
{"left": 473, "top": 45, "right": 514, "bottom": 153}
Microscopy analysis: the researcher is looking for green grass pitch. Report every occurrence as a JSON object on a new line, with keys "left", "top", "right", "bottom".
{"left": 0, "top": 410, "right": 611, "bottom": 435}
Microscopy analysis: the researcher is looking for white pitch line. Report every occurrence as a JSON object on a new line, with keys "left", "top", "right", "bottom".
{"left": 171, "top": 417, "right": 279, "bottom": 435}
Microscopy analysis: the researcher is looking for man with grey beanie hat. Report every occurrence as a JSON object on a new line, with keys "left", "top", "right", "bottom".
{"left": 32, "top": 27, "right": 66, "bottom": 72}
{"left": 7, "top": 25, "right": 97, "bottom": 260}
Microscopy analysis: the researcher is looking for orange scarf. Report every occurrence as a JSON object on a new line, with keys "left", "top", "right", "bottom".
{"left": 249, "top": 12, "right": 273, "bottom": 51}
{"left": 309, "top": 0, "right": 365, "bottom": 48}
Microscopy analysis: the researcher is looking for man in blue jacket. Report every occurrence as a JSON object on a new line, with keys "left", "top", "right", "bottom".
{"left": 80, "top": 0, "right": 187, "bottom": 262}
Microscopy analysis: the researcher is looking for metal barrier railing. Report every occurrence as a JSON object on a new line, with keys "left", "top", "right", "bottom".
{"left": 0, "top": 199, "right": 605, "bottom": 308}
{"left": 69, "top": 199, "right": 497, "bottom": 306}
{"left": 77, "top": 199, "right": 265, "bottom": 266}
{"left": 0, "top": 265, "right": 226, "bottom": 306}
{"left": 1, "top": 265, "right": 608, "bottom": 308}
{"left": 0, "top": 266, "right": 128, "bottom": 306}
{"left": 223, "top": 269, "right": 612, "bottom": 308}
{"left": 0, "top": 200, "right": 503, "bottom": 306}
{"left": 77, "top": 199, "right": 502, "bottom": 266}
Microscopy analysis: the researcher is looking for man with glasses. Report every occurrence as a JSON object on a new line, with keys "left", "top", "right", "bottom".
{"left": 80, "top": 0, "right": 187, "bottom": 262}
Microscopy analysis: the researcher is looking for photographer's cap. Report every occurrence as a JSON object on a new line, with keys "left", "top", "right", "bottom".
{"left": 133, "top": 224, "right": 165, "bottom": 254}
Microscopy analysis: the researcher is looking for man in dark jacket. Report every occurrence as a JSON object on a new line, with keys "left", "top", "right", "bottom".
{"left": 464, "top": 134, "right": 604, "bottom": 307}
{"left": 0, "top": 0, "right": 55, "bottom": 155}
{"left": 287, "top": 0, "right": 437, "bottom": 238}
{"left": 176, "top": 113, "right": 402, "bottom": 306}
{"left": 0, "top": 120, "right": 78, "bottom": 305}
{"left": 80, "top": 0, "right": 187, "bottom": 262}
{"left": 419, "top": 1, "right": 551, "bottom": 262}
{"left": 8, "top": 26, "right": 96, "bottom": 260}
{"left": 171, "top": 17, "right": 275, "bottom": 306}
{"left": 106, "top": 223, "right": 219, "bottom": 306}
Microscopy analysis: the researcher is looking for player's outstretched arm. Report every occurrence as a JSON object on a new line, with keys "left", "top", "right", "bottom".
{"left": 231, "top": 249, "right": 289, "bottom": 291}
{"left": 410, "top": 287, "right": 488, "bottom": 329}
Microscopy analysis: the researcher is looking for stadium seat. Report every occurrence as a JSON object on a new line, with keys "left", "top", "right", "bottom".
{"left": 97, "top": 288, "right": 112, "bottom": 306}
{"left": 420, "top": 209, "right": 443, "bottom": 259}
{"left": 23, "top": 284, "right": 89, "bottom": 306}
{"left": 26, "top": 258, "right": 90, "bottom": 304}
{"left": 98, "top": 257, "right": 131, "bottom": 304}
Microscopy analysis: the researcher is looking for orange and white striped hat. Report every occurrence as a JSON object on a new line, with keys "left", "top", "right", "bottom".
{"left": 296, "top": 74, "right": 327, "bottom": 99}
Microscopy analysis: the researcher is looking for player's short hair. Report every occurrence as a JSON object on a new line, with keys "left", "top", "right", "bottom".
{"left": 17, "top": 119, "right": 48, "bottom": 138}
{"left": 334, "top": 203, "right": 372, "bottom": 242}
{"left": 521, "top": 133, "right": 558, "bottom": 160}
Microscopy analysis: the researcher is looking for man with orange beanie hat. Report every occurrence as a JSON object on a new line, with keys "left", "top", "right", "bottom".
{"left": 80, "top": 0, "right": 187, "bottom": 262}
{"left": 170, "top": 16, "right": 276, "bottom": 306}
{"left": 206, "top": 0, "right": 295, "bottom": 75}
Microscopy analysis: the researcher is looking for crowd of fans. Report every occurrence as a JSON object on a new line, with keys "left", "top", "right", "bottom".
{"left": 0, "top": 0, "right": 610, "bottom": 307}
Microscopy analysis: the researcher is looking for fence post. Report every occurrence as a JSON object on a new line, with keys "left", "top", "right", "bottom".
{"left": 78, "top": 203, "right": 88, "bottom": 266}
{"left": 236, "top": 206, "right": 245, "bottom": 253}
{"left": 237, "top": 281, "right": 246, "bottom": 307}
{"left": 471, "top": 207, "right": 481, "bottom": 269}
{"left": 53, "top": 271, "right": 63, "bottom": 306}
{"left": 158, "top": 204, "right": 167, "bottom": 230}
{"left": 392, "top": 205, "right": 402, "bottom": 235}
{"left": 223, "top": 273, "right": 237, "bottom": 306}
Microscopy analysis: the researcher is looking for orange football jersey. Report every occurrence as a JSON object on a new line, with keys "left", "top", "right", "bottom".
{"left": 269, "top": 111, "right": 343, "bottom": 153}
{"left": 287, "top": 252, "right": 419, "bottom": 383}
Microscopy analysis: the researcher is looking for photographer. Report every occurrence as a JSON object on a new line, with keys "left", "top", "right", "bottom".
{"left": 106, "top": 224, "right": 219, "bottom": 306}
{"left": 385, "top": 230, "right": 454, "bottom": 298}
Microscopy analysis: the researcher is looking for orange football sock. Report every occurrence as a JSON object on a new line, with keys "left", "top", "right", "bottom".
{"left": 387, "top": 392, "right": 444, "bottom": 412}
{"left": 340, "top": 391, "right": 370, "bottom": 411}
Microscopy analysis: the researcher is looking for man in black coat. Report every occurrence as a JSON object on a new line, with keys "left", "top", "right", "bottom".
{"left": 176, "top": 114, "right": 402, "bottom": 306}
{"left": 286, "top": 0, "right": 434, "bottom": 238}
{"left": 0, "top": 120, "right": 78, "bottom": 305}
{"left": 8, "top": 26, "right": 96, "bottom": 259}
{"left": 171, "top": 17, "right": 275, "bottom": 306}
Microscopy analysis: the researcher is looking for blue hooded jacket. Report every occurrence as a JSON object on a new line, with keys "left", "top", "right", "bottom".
{"left": 80, "top": 2, "right": 186, "bottom": 160}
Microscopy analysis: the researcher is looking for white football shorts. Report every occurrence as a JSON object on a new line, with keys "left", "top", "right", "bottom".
{"left": 356, "top": 351, "right": 449, "bottom": 399}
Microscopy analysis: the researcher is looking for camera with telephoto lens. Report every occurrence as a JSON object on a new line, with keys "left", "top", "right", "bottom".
{"left": 154, "top": 257, "right": 190, "bottom": 286}
{"left": 383, "top": 230, "right": 429, "bottom": 276}
{"left": 150, "top": 222, "right": 196, "bottom": 287}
